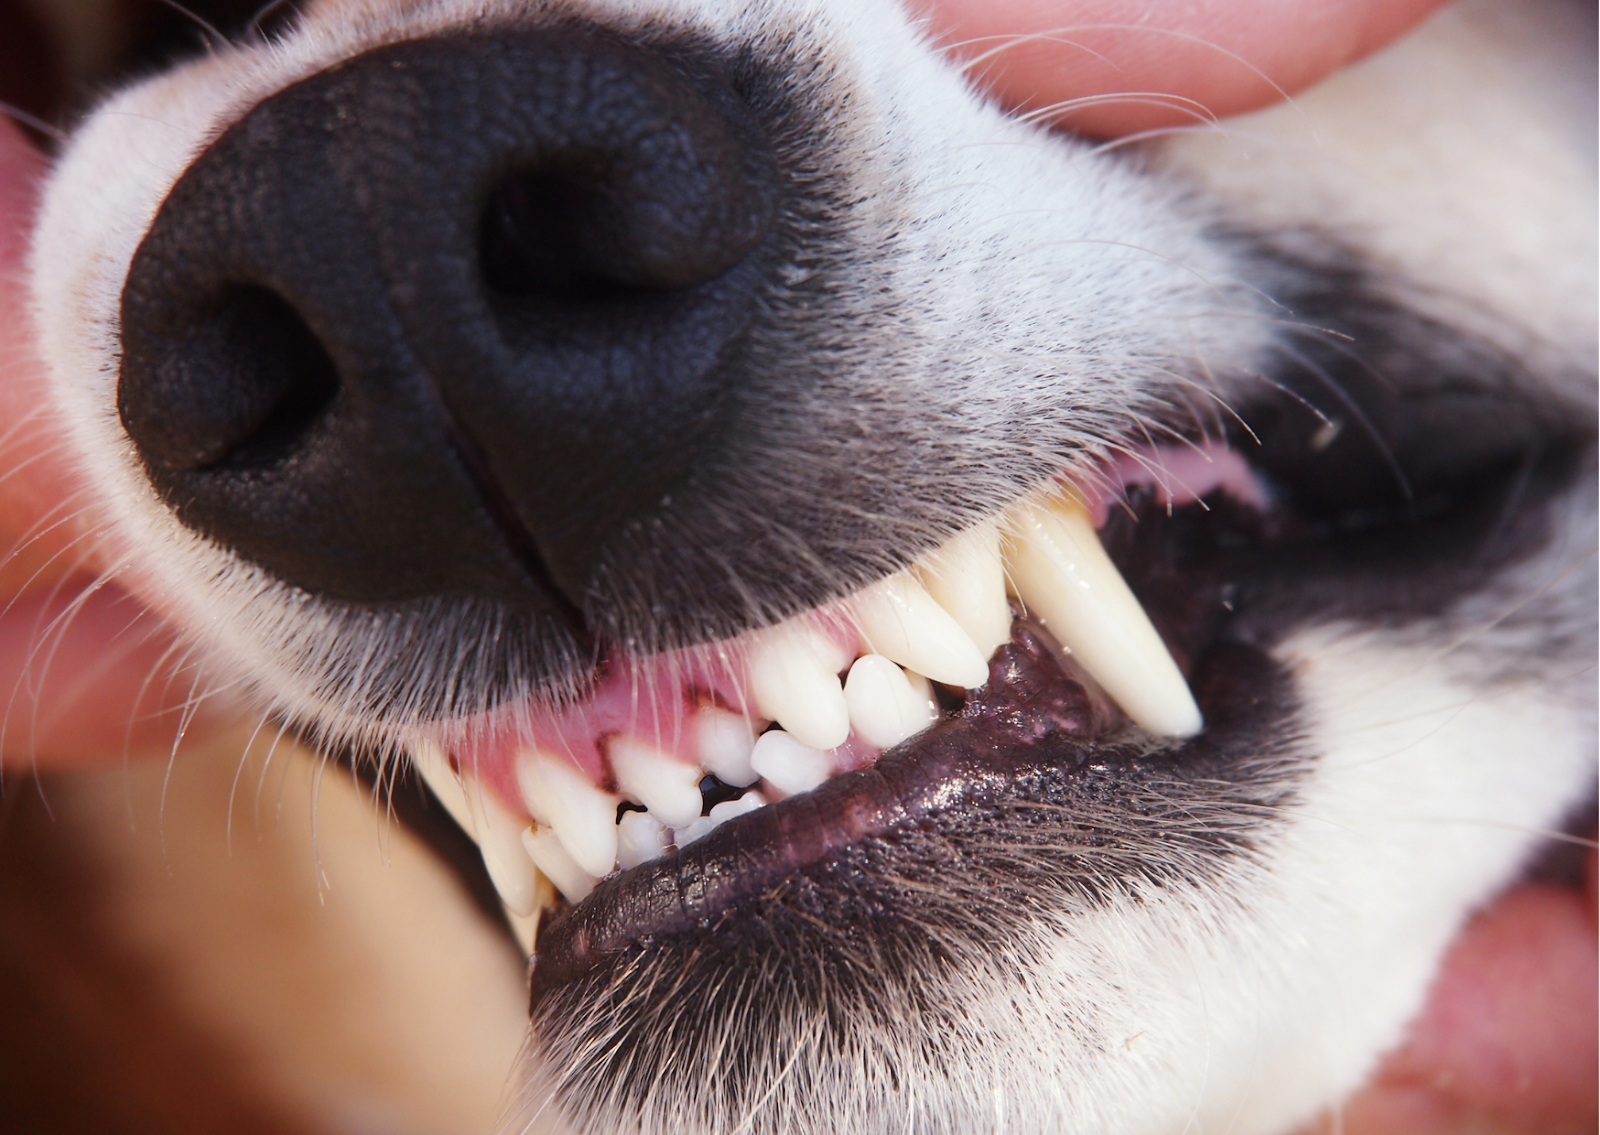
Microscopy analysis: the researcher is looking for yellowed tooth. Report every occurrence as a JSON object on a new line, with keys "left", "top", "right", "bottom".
{"left": 411, "top": 740, "right": 543, "bottom": 916}
{"left": 1003, "top": 492, "right": 1202, "bottom": 737}
{"left": 913, "top": 522, "right": 1012, "bottom": 660}
{"left": 514, "top": 751, "right": 621, "bottom": 878}
{"left": 521, "top": 825, "right": 597, "bottom": 902}
{"left": 472, "top": 789, "right": 540, "bottom": 917}
{"left": 607, "top": 735, "right": 705, "bottom": 828}
{"left": 746, "top": 622, "right": 852, "bottom": 751}
{"left": 852, "top": 571, "right": 990, "bottom": 689}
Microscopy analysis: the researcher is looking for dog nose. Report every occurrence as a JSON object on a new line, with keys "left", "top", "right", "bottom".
{"left": 117, "top": 28, "right": 778, "bottom": 625}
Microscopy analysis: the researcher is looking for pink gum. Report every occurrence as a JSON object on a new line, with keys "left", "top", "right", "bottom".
{"left": 449, "top": 443, "right": 1266, "bottom": 816}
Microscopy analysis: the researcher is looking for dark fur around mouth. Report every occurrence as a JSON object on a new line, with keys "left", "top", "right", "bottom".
{"left": 527, "top": 624, "right": 1304, "bottom": 1115}
{"left": 533, "top": 627, "right": 1299, "bottom": 988}
{"left": 519, "top": 256, "right": 1595, "bottom": 1112}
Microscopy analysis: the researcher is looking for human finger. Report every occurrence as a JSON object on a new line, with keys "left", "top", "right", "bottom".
{"left": 906, "top": 0, "right": 1450, "bottom": 137}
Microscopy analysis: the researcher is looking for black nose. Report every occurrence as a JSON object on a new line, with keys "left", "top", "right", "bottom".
{"left": 118, "top": 27, "right": 779, "bottom": 631}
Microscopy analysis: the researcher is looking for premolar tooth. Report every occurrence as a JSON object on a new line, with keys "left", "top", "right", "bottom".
{"left": 694, "top": 707, "right": 760, "bottom": 786}
{"left": 852, "top": 571, "right": 990, "bottom": 689}
{"left": 606, "top": 736, "right": 705, "bottom": 828}
{"left": 1003, "top": 492, "right": 1202, "bottom": 737}
{"left": 913, "top": 522, "right": 1012, "bottom": 659}
{"left": 515, "top": 752, "right": 621, "bottom": 878}
{"left": 616, "top": 810, "right": 671, "bottom": 870}
{"left": 473, "top": 789, "right": 539, "bottom": 917}
{"left": 521, "top": 826, "right": 598, "bottom": 902}
{"left": 746, "top": 623, "right": 851, "bottom": 751}
{"left": 844, "top": 654, "right": 940, "bottom": 749}
{"left": 749, "top": 729, "right": 832, "bottom": 796}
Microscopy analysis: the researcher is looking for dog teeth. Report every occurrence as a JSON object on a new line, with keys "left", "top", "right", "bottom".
{"left": 432, "top": 483, "right": 1204, "bottom": 909}
{"left": 749, "top": 729, "right": 832, "bottom": 796}
{"left": 746, "top": 622, "right": 852, "bottom": 751}
{"left": 673, "top": 789, "right": 767, "bottom": 849}
{"left": 473, "top": 787, "right": 540, "bottom": 917}
{"left": 844, "top": 653, "right": 940, "bottom": 749}
{"left": 1003, "top": 492, "right": 1203, "bottom": 737}
{"left": 851, "top": 571, "right": 991, "bottom": 689}
{"left": 616, "top": 810, "right": 671, "bottom": 870}
{"left": 607, "top": 736, "right": 705, "bottom": 828}
{"left": 521, "top": 826, "right": 598, "bottom": 903}
{"left": 515, "top": 752, "right": 621, "bottom": 878}
{"left": 913, "top": 522, "right": 1013, "bottom": 660}
{"left": 694, "top": 707, "right": 760, "bottom": 786}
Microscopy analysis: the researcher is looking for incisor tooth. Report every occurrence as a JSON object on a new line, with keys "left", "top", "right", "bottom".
{"left": 676, "top": 788, "right": 768, "bottom": 847}
{"left": 607, "top": 736, "right": 705, "bottom": 828}
{"left": 694, "top": 707, "right": 760, "bottom": 786}
{"left": 852, "top": 571, "right": 990, "bottom": 688}
{"left": 749, "top": 729, "right": 832, "bottom": 796}
{"left": 521, "top": 826, "right": 597, "bottom": 902}
{"left": 844, "top": 653, "right": 940, "bottom": 749}
{"left": 1003, "top": 493, "right": 1202, "bottom": 737}
{"left": 473, "top": 789, "right": 540, "bottom": 917}
{"left": 913, "top": 522, "right": 1012, "bottom": 660}
{"left": 616, "top": 810, "right": 671, "bottom": 870}
{"left": 746, "top": 623, "right": 851, "bottom": 751}
{"left": 515, "top": 752, "right": 621, "bottom": 878}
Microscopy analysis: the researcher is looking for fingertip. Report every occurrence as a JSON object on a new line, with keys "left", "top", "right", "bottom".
{"left": 906, "top": 0, "right": 1452, "bottom": 137}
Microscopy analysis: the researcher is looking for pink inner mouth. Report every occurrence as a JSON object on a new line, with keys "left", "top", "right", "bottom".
{"left": 438, "top": 443, "right": 1264, "bottom": 824}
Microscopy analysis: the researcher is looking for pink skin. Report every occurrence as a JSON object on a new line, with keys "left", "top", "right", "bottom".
{"left": 903, "top": 0, "right": 1447, "bottom": 138}
{"left": 454, "top": 441, "right": 1262, "bottom": 808}
{"left": 0, "top": 2, "right": 1591, "bottom": 1125}
{"left": 449, "top": 611, "right": 868, "bottom": 808}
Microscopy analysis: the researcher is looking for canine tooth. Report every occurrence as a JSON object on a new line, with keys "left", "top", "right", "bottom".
{"left": 694, "top": 707, "right": 760, "bottom": 786}
{"left": 675, "top": 789, "right": 767, "bottom": 848}
{"left": 473, "top": 790, "right": 540, "bottom": 917}
{"left": 616, "top": 810, "right": 671, "bottom": 870}
{"left": 914, "top": 522, "right": 1012, "bottom": 659}
{"left": 747, "top": 623, "right": 851, "bottom": 751}
{"left": 607, "top": 736, "right": 705, "bottom": 828}
{"left": 853, "top": 571, "right": 990, "bottom": 689}
{"left": 515, "top": 753, "right": 621, "bottom": 878}
{"left": 521, "top": 826, "right": 598, "bottom": 903}
{"left": 844, "top": 653, "right": 940, "bottom": 749}
{"left": 1003, "top": 494, "right": 1203, "bottom": 737}
{"left": 409, "top": 742, "right": 544, "bottom": 916}
{"left": 749, "top": 729, "right": 833, "bottom": 796}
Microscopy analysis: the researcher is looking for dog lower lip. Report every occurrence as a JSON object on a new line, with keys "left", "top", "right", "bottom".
{"left": 532, "top": 621, "right": 1122, "bottom": 985}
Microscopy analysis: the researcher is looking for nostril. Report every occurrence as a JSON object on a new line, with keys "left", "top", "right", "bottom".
{"left": 119, "top": 285, "right": 339, "bottom": 472}
{"left": 479, "top": 146, "right": 769, "bottom": 299}
{"left": 480, "top": 162, "right": 642, "bottom": 299}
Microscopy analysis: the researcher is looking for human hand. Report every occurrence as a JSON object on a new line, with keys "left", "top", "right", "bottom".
{"left": 907, "top": 0, "right": 1447, "bottom": 136}
{"left": 0, "top": 117, "right": 218, "bottom": 770}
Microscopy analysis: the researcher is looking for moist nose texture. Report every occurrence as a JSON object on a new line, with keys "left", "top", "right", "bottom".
{"left": 117, "top": 27, "right": 780, "bottom": 624}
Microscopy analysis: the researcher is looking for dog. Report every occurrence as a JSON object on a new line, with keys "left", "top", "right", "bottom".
{"left": 15, "top": 0, "right": 1597, "bottom": 1131}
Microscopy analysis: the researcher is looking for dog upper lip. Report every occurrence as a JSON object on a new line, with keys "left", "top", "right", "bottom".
{"left": 422, "top": 452, "right": 1244, "bottom": 907}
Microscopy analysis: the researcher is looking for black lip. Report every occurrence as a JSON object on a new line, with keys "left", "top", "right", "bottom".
{"left": 532, "top": 616, "right": 1294, "bottom": 990}
{"left": 529, "top": 423, "right": 1584, "bottom": 995}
